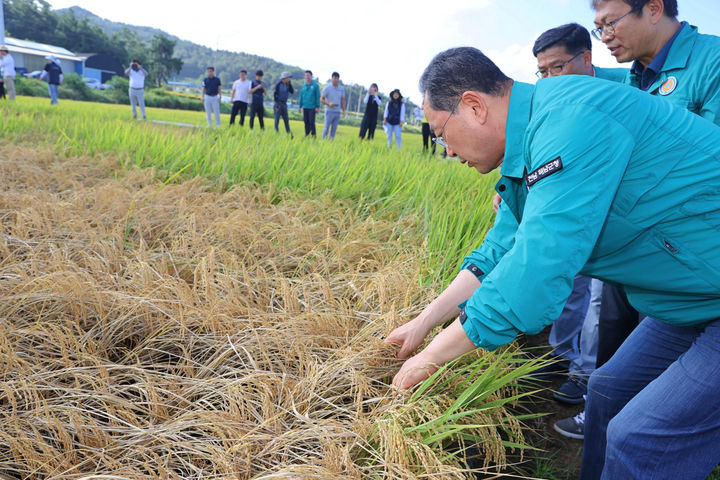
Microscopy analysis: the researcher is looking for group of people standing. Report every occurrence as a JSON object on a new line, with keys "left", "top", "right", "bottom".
{"left": 206, "top": 66, "right": 411, "bottom": 147}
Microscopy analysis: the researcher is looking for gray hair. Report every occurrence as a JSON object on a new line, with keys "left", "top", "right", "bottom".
{"left": 419, "top": 47, "right": 511, "bottom": 112}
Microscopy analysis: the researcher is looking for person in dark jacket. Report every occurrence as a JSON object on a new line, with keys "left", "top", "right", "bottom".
{"left": 41, "top": 55, "right": 63, "bottom": 105}
{"left": 359, "top": 83, "right": 382, "bottom": 140}
{"left": 249, "top": 70, "right": 267, "bottom": 130}
{"left": 273, "top": 71, "right": 294, "bottom": 137}
{"left": 383, "top": 89, "right": 405, "bottom": 148}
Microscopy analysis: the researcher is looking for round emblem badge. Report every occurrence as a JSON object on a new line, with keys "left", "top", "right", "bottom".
{"left": 659, "top": 76, "right": 678, "bottom": 96}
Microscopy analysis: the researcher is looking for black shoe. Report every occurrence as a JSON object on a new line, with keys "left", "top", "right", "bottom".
{"left": 527, "top": 357, "right": 570, "bottom": 381}
{"left": 552, "top": 376, "right": 587, "bottom": 404}
{"left": 553, "top": 410, "right": 585, "bottom": 440}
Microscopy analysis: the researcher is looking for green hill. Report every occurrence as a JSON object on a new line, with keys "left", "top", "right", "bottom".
{"left": 58, "top": 6, "right": 303, "bottom": 88}
{"left": 4, "top": 1, "right": 416, "bottom": 114}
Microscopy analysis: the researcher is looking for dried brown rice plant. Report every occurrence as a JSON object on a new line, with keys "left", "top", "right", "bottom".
{"left": 0, "top": 145, "right": 531, "bottom": 479}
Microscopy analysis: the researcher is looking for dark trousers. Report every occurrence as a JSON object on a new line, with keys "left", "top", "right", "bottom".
{"left": 274, "top": 102, "right": 292, "bottom": 135}
{"left": 302, "top": 108, "right": 317, "bottom": 137}
{"left": 359, "top": 114, "right": 377, "bottom": 139}
{"left": 421, "top": 122, "right": 436, "bottom": 153}
{"left": 249, "top": 103, "right": 265, "bottom": 130}
{"left": 0, "top": 80, "right": 5, "bottom": 99}
{"left": 230, "top": 101, "right": 248, "bottom": 125}
{"left": 596, "top": 283, "right": 643, "bottom": 368}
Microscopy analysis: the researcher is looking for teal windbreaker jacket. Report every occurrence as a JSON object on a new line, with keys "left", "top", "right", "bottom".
{"left": 460, "top": 77, "right": 720, "bottom": 351}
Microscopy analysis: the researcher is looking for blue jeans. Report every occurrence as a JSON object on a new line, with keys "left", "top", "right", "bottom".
{"left": 581, "top": 317, "right": 720, "bottom": 480}
{"left": 569, "top": 278, "right": 601, "bottom": 376}
{"left": 386, "top": 123, "right": 402, "bottom": 148}
{"left": 274, "top": 102, "right": 292, "bottom": 135}
{"left": 322, "top": 110, "right": 340, "bottom": 139}
{"left": 549, "top": 275, "right": 591, "bottom": 363}
{"left": 48, "top": 83, "right": 59, "bottom": 105}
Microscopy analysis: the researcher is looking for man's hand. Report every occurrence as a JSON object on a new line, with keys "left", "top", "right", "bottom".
{"left": 392, "top": 351, "right": 438, "bottom": 390}
{"left": 392, "top": 319, "right": 477, "bottom": 391}
{"left": 492, "top": 193, "right": 502, "bottom": 213}
{"left": 385, "top": 315, "right": 433, "bottom": 359}
{"left": 315, "top": 107, "right": 319, "bottom": 113}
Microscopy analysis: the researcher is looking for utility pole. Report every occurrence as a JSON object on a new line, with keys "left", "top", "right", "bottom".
{"left": 0, "top": 0, "right": 5, "bottom": 45}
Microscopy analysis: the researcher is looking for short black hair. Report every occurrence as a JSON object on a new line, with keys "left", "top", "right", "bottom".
{"left": 240, "top": 69, "right": 247, "bottom": 73}
{"left": 256, "top": 69, "right": 264, "bottom": 76}
{"left": 419, "top": 47, "right": 511, "bottom": 112}
{"left": 132, "top": 59, "right": 140, "bottom": 63}
{"left": 207, "top": 66, "right": 215, "bottom": 71}
{"left": 533, "top": 23, "right": 591, "bottom": 57}
{"left": 590, "top": 0, "right": 678, "bottom": 18}
{"left": 305, "top": 70, "right": 312, "bottom": 75}
{"left": 331, "top": 72, "right": 340, "bottom": 78}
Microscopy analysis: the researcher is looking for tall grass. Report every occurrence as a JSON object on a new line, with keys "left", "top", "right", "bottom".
{"left": 2, "top": 97, "right": 498, "bottom": 285}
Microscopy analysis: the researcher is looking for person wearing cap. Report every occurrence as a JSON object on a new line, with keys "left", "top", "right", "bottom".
{"left": 230, "top": 69, "right": 251, "bottom": 126}
{"left": 249, "top": 70, "right": 267, "bottom": 130}
{"left": 386, "top": 46, "right": 720, "bottom": 480}
{"left": 273, "top": 72, "right": 294, "bottom": 137}
{"left": 201, "top": 67, "right": 222, "bottom": 127}
{"left": 41, "top": 56, "right": 63, "bottom": 105}
{"left": 321, "top": 72, "right": 346, "bottom": 139}
{"left": 0, "top": 46, "right": 16, "bottom": 101}
{"left": 298, "top": 70, "right": 321, "bottom": 137}
{"left": 125, "top": 59, "right": 148, "bottom": 120}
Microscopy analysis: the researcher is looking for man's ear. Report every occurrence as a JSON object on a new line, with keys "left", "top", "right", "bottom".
{"left": 582, "top": 50, "right": 593, "bottom": 69}
{"left": 647, "top": 0, "right": 665, "bottom": 25}
{"left": 461, "top": 91, "right": 489, "bottom": 125}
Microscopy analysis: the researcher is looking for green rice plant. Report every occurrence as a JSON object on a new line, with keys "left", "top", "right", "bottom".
{"left": 1, "top": 97, "right": 499, "bottom": 286}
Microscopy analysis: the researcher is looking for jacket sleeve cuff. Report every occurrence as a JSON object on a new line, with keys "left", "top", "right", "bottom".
{"left": 459, "top": 309, "right": 504, "bottom": 351}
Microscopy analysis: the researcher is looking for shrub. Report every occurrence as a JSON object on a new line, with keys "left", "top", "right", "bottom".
{"left": 14, "top": 76, "right": 49, "bottom": 98}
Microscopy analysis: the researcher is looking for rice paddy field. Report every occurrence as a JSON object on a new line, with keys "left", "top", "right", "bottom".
{"left": 0, "top": 97, "right": 551, "bottom": 479}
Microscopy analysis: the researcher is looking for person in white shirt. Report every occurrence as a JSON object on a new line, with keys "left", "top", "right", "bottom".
{"left": 230, "top": 69, "right": 251, "bottom": 126}
{"left": 0, "top": 46, "right": 17, "bottom": 101}
{"left": 125, "top": 59, "right": 148, "bottom": 120}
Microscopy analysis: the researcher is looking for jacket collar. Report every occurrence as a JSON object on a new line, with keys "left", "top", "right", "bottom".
{"left": 500, "top": 81, "right": 534, "bottom": 179}
{"left": 629, "top": 23, "right": 698, "bottom": 93}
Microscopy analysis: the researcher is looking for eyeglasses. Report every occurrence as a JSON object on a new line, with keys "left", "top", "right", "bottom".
{"left": 433, "top": 97, "right": 461, "bottom": 150}
{"left": 536, "top": 50, "right": 587, "bottom": 79}
{"left": 591, "top": 7, "right": 640, "bottom": 40}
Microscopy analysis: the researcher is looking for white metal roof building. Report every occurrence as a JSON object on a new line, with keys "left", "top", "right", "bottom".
{"left": 3, "top": 37, "right": 84, "bottom": 76}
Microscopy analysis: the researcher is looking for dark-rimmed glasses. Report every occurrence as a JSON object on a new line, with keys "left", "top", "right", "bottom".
{"left": 536, "top": 50, "right": 587, "bottom": 78}
{"left": 591, "top": 7, "right": 640, "bottom": 40}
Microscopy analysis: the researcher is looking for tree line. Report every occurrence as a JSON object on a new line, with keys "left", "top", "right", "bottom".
{"left": 3, "top": 0, "right": 418, "bottom": 114}
{"left": 3, "top": 0, "right": 182, "bottom": 87}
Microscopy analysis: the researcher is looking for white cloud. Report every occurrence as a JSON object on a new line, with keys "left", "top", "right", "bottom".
{"left": 487, "top": 38, "right": 539, "bottom": 84}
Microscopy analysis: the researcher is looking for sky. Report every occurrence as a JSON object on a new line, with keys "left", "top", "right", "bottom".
{"left": 45, "top": 0, "right": 720, "bottom": 105}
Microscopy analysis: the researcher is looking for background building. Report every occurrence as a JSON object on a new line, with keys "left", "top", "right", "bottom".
{"left": 78, "top": 53, "right": 124, "bottom": 83}
{"left": 2, "top": 37, "right": 83, "bottom": 77}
